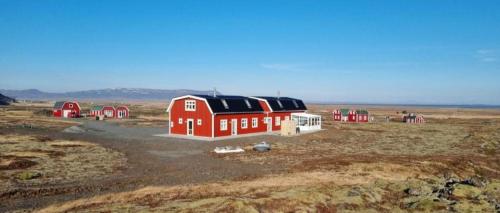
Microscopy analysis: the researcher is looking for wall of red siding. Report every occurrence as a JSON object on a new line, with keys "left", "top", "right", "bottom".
{"left": 357, "top": 114, "right": 369, "bottom": 122}
{"left": 214, "top": 113, "right": 267, "bottom": 137}
{"left": 332, "top": 110, "right": 342, "bottom": 121}
{"left": 267, "top": 112, "right": 292, "bottom": 131}
{"left": 169, "top": 98, "right": 212, "bottom": 137}
{"left": 116, "top": 106, "right": 129, "bottom": 118}
{"left": 53, "top": 109, "right": 62, "bottom": 117}
{"left": 102, "top": 106, "right": 116, "bottom": 118}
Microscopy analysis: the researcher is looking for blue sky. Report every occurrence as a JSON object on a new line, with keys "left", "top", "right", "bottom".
{"left": 1, "top": 0, "right": 499, "bottom": 104}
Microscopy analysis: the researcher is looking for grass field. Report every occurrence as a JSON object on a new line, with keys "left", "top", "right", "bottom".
{"left": 1, "top": 102, "right": 499, "bottom": 212}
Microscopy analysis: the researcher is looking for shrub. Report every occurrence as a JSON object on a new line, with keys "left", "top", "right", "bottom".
{"left": 17, "top": 171, "right": 42, "bottom": 180}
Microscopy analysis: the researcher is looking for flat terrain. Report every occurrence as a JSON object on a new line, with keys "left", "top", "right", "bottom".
{"left": 1, "top": 102, "right": 499, "bottom": 212}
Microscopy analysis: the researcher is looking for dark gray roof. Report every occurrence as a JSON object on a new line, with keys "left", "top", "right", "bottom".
{"left": 254, "top": 96, "right": 307, "bottom": 112}
{"left": 191, "top": 95, "right": 264, "bottom": 114}
{"left": 53, "top": 101, "right": 65, "bottom": 109}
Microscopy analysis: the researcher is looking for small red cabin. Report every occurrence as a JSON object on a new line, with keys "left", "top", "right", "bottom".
{"left": 403, "top": 113, "right": 425, "bottom": 124}
{"left": 116, "top": 106, "right": 129, "bottom": 118}
{"left": 102, "top": 106, "right": 116, "bottom": 118}
{"left": 167, "top": 95, "right": 307, "bottom": 139}
{"left": 53, "top": 101, "right": 81, "bottom": 118}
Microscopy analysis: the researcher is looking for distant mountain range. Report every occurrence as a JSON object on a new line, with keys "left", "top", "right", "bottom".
{"left": 0, "top": 93, "right": 16, "bottom": 105}
{"left": 0, "top": 88, "right": 221, "bottom": 101}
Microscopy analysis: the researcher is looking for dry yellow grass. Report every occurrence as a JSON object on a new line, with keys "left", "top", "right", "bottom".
{"left": 38, "top": 162, "right": 427, "bottom": 212}
{"left": 0, "top": 134, "right": 126, "bottom": 194}
{"left": 0, "top": 105, "right": 79, "bottom": 130}
{"left": 38, "top": 161, "right": 499, "bottom": 212}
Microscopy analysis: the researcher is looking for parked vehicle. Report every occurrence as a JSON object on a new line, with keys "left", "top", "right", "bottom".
{"left": 253, "top": 141, "right": 271, "bottom": 152}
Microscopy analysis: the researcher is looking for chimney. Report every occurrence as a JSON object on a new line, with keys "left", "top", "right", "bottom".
{"left": 213, "top": 87, "right": 217, "bottom": 97}
{"left": 277, "top": 90, "right": 280, "bottom": 99}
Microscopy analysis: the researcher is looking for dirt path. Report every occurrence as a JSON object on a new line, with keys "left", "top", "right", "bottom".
{"left": 1, "top": 121, "right": 283, "bottom": 211}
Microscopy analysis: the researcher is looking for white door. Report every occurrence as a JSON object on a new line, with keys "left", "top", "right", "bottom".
{"left": 265, "top": 117, "right": 272, "bottom": 132}
{"left": 231, "top": 119, "right": 238, "bottom": 135}
{"left": 63, "top": 110, "right": 71, "bottom": 118}
{"left": 187, "top": 119, "right": 194, "bottom": 136}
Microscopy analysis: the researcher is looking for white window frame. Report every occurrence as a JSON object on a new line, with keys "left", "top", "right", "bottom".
{"left": 185, "top": 100, "right": 196, "bottom": 111}
{"left": 69, "top": 104, "right": 73, "bottom": 108}
{"left": 220, "top": 119, "right": 228, "bottom": 131}
{"left": 170, "top": 121, "right": 174, "bottom": 127}
{"left": 178, "top": 118, "right": 183, "bottom": 124}
{"left": 197, "top": 119, "right": 202, "bottom": 125}
{"left": 241, "top": 118, "right": 248, "bottom": 129}
{"left": 275, "top": 116, "right": 281, "bottom": 126}
{"left": 252, "top": 118, "right": 258, "bottom": 128}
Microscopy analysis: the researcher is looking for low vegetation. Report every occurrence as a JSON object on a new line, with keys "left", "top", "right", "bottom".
{"left": 39, "top": 162, "right": 499, "bottom": 212}
{"left": 0, "top": 134, "right": 126, "bottom": 199}
{"left": 1, "top": 102, "right": 499, "bottom": 211}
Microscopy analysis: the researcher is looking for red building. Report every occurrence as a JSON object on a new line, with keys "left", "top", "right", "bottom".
{"left": 53, "top": 101, "right": 81, "bottom": 118}
{"left": 116, "top": 106, "right": 130, "bottom": 118}
{"left": 102, "top": 106, "right": 116, "bottom": 118}
{"left": 333, "top": 108, "right": 369, "bottom": 123}
{"left": 403, "top": 113, "right": 425, "bottom": 124}
{"left": 167, "top": 95, "right": 307, "bottom": 139}
{"left": 90, "top": 105, "right": 129, "bottom": 119}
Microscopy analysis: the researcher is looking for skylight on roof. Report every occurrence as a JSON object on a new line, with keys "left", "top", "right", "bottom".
{"left": 292, "top": 100, "right": 299, "bottom": 108}
{"left": 244, "top": 99, "right": 252, "bottom": 109}
{"left": 221, "top": 99, "right": 229, "bottom": 109}
{"left": 277, "top": 100, "right": 283, "bottom": 108}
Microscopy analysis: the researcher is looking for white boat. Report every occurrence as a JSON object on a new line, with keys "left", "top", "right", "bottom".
{"left": 214, "top": 146, "right": 245, "bottom": 154}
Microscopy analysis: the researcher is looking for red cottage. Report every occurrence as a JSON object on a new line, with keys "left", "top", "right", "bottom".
{"left": 355, "top": 109, "right": 369, "bottom": 122}
{"left": 116, "top": 106, "right": 129, "bottom": 118}
{"left": 403, "top": 113, "right": 425, "bottom": 124}
{"left": 333, "top": 109, "right": 350, "bottom": 122}
{"left": 167, "top": 95, "right": 307, "bottom": 139}
{"left": 53, "top": 101, "right": 81, "bottom": 118}
{"left": 102, "top": 106, "right": 116, "bottom": 118}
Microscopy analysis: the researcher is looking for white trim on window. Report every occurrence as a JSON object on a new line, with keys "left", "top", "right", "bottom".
{"left": 252, "top": 118, "right": 258, "bottom": 128}
{"left": 185, "top": 100, "right": 196, "bottom": 111}
{"left": 220, "top": 119, "right": 228, "bottom": 131}
{"left": 241, "top": 118, "right": 248, "bottom": 129}
{"left": 178, "top": 118, "right": 183, "bottom": 124}
{"left": 197, "top": 119, "right": 202, "bottom": 125}
{"left": 275, "top": 116, "right": 281, "bottom": 126}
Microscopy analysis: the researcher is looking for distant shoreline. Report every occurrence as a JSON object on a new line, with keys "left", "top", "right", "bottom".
{"left": 306, "top": 103, "right": 500, "bottom": 109}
